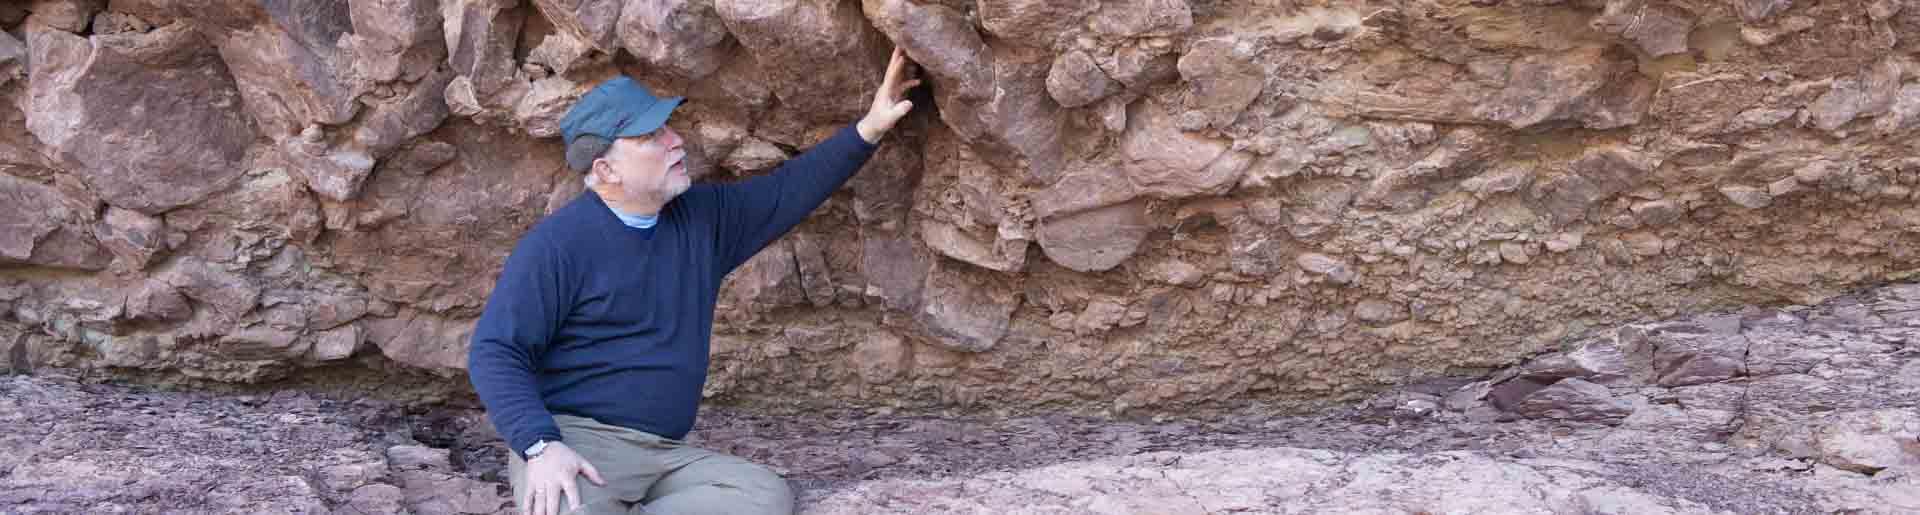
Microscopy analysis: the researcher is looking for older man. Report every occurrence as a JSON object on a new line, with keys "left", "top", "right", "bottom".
{"left": 467, "top": 48, "right": 920, "bottom": 515}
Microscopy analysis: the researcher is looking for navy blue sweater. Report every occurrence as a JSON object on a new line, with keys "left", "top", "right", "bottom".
{"left": 468, "top": 124, "right": 878, "bottom": 458}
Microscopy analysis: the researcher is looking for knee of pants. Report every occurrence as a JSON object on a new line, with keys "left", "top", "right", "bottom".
{"left": 735, "top": 464, "right": 796, "bottom": 508}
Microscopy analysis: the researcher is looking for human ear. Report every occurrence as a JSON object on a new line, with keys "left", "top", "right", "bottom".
{"left": 592, "top": 159, "right": 616, "bottom": 184}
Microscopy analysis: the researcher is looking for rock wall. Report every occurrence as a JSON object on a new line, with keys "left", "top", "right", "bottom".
{"left": 3, "top": 0, "right": 1919, "bottom": 415}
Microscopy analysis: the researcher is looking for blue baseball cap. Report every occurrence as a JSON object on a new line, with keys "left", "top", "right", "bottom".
{"left": 559, "top": 76, "right": 684, "bottom": 170}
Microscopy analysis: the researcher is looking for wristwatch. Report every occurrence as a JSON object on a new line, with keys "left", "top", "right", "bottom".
{"left": 525, "top": 440, "right": 551, "bottom": 460}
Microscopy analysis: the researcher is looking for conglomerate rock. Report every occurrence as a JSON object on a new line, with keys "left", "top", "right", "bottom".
{"left": 2, "top": 1, "right": 1920, "bottom": 423}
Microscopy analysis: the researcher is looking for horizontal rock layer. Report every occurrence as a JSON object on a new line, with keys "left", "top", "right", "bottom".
{"left": 4, "top": 279, "right": 1913, "bottom": 513}
{"left": 3, "top": 1, "right": 1920, "bottom": 419}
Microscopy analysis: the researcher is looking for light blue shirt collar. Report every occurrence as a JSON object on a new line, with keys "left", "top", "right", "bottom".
{"left": 606, "top": 204, "right": 658, "bottom": 229}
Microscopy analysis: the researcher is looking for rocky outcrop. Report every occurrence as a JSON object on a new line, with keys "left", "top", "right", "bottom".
{"left": 4, "top": 1, "right": 1920, "bottom": 423}
{"left": 3, "top": 280, "right": 1913, "bottom": 514}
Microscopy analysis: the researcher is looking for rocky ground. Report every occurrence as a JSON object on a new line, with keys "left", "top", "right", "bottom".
{"left": 4, "top": 281, "right": 1917, "bottom": 514}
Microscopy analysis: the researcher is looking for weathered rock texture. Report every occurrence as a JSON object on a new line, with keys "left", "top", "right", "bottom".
{"left": 4, "top": 1, "right": 1920, "bottom": 419}
{"left": 4, "top": 280, "right": 1913, "bottom": 513}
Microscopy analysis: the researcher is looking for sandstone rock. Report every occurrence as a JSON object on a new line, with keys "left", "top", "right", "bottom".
{"left": 921, "top": 220, "right": 1027, "bottom": 273}
{"left": 156, "top": 258, "right": 260, "bottom": 325}
{"left": 1514, "top": 377, "right": 1634, "bottom": 423}
{"left": 1296, "top": 253, "right": 1355, "bottom": 284}
{"left": 791, "top": 233, "right": 835, "bottom": 307}
{"left": 28, "top": 0, "right": 104, "bottom": 32}
{"left": 347, "top": 484, "right": 407, "bottom": 514}
{"left": 1497, "top": 241, "right": 1532, "bottom": 264}
{"left": 977, "top": 0, "right": 1098, "bottom": 47}
{"left": 1719, "top": 183, "right": 1772, "bottom": 209}
{"left": 1037, "top": 201, "right": 1151, "bottom": 273}
{"left": 1738, "top": 0, "right": 1792, "bottom": 22}
{"left": 0, "top": 33, "right": 25, "bottom": 91}
{"left": 810, "top": 447, "right": 1725, "bottom": 514}
{"left": 1360, "top": 128, "right": 1501, "bottom": 209}
{"left": 312, "top": 324, "right": 362, "bottom": 361}
{"left": 1629, "top": 324, "right": 1748, "bottom": 387}
{"left": 1631, "top": 199, "right": 1683, "bottom": 225}
{"left": 1533, "top": 146, "right": 1658, "bottom": 223}
{"left": 1177, "top": 36, "right": 1264, "bottom": 129}
{"left": 351, "top": 65, "right": 456, "bottom": 157}
{"left": 525, "top": 31, "right": 595, "bottom": 78}
{"left": 1515, "top": 338, "right": 1637, "bottom": 385}
{"left": 317, "top": 449, "right": 387, "bottom": 492}
{"left": 126, "top": 280, "right": 191, "bottom": 323}
{"left": 916, "top": 262, "right": 1019, "bottom": 352}
{"left": 1045, "top": 49, "right": 1115, "bottom": 108}
{"left": 213, "top": 1, "right": 364, "bottom": 138}
{"left": 619, "top": 0, "right": 734, "bottom": 81}
{"left": 1808, "top": 58, "right": 1905, "bottom": 134}
{"left": 1033, "top": 100, "right": 1239, "bottom": 218}
{"left": 1087, "top": 0, "right": 1192, "bottom": 38}
{"left": 363, "top": 310, "right": 473, "bottom": 373}
{"left": 25, "top": 22, "right": 256, "bottom": 214}
{"left": 1353, "top": 299, "right": 1406, "bottom": 325}
{"left": 1815, "top": 409, "right": 1920, "bottom": 475}
{"left": 1145, "top": 260, "right": 1204, "bottom": 286}
{"left": 1072, "top": 298, "right": 1128, "bottom": 335}
{"left": 859, "top": 229, "right": 929, "bottom": 312}
{"left": 395, "top": 467, "right": 510, "bottom": 514}
{"left": 1590, "top": 0, "right": 1696, "bottom": 57}
{"left": 443, "top": 0, "right": 525, "bottom": 101}
{"left": 1480, "top": 46, "right": 1653, "bottom": 130}
{"left": 7, "top": 0, "right": 1920, "bottom": 442}
{"left": 345, "top": 0, "right": 444, "bottom": 83}
{"left": 532, "top": 0, "right": 622, "bottom": 52}
{"left": 214, "top": 326, "right": 305, "bottom": 360}
{"left": 866, "top": 0, "right": 1069, "bottom": 182}
{"left": 721, "top": 238, "right": 806, "bottom": 314}
{"left": 724, "top": 137, "right": 791, "bottom": 172}
{"left": 164, "top": 169, "right": 323, "bottom": 264}
{"left": 95, "top": 207, "right": 166, "bottom": 272}
{"left": 513, "top": 75, "right": 587, "bottom": 138}
{"left": 851, "top": 330, "right": 909, "bottom": 384}
{"left": 281, "top": 133, "right": 377, "bottom": 202}
{"left": 1331, "top": 45, "right": 1651, "bottom": 130}
{"left": 0, "top": 174, "right": 108, "bottom": 271}
{"left": 719, "top": 0, "right": 886, "bottom": 121}
{"left": 323, "top": 120, "right": 565, "bottom": 313}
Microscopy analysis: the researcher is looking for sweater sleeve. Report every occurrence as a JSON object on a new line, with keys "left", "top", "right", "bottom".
{"left": 467, "top": 232, "right": 569, "bottom": 459}
{"left": 707, "top": 123, "right": 879, "bottom": 274}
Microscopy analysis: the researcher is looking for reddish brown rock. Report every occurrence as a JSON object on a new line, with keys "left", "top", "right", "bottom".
{"left": 0, "top": 175, "right": 107, "bottom": 271}
{"left": 717, "top": 0, "right": 887, "bottom": 122}
{"left": 916, "top": 261, "right": 1019, "bottom": 352}
{"left": 532, "top": 0, "right": 623, "bottom": 52}
{"left": 24, "top": 22, "right": 256, "bottom": 215}
{"left": 1037, "top": 201, "right": 1151, "bottom": 273}
{"left": 619, "top": 0, "right": 735, "bottom": 81}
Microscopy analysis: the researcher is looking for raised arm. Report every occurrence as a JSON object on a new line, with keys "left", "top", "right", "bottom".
{"left": 708, "top": 47, "right": 921, "bottom": 272}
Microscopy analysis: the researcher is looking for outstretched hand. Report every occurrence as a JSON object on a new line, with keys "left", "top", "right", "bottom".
{"left": 856, "top": 47, "right": 921, "bottom": 144}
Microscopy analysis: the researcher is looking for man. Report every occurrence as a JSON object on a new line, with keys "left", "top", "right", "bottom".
{"left": 467, "top": 48, "right": 920, "bottom": 515}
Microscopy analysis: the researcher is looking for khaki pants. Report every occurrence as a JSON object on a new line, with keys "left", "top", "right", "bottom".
{"left": 508, "top": 415, "right": 794, "bottom": 515}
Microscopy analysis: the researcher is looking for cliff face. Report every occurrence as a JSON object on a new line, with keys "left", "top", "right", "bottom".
{"left": 2, "top": 0, "right": 1917, "bottom": 414}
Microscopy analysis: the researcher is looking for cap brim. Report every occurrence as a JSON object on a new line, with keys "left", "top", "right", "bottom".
{"left": 614, "top": 96, "right": 685, "bottom": 139}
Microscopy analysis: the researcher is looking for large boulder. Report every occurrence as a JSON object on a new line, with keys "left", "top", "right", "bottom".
{"left": 24, "top": 22, "right": 256, "bottom": 215}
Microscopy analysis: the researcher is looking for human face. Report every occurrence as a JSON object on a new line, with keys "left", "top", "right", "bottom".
{"left": 593, "top": 127, "right": 689, "bottom": 206}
